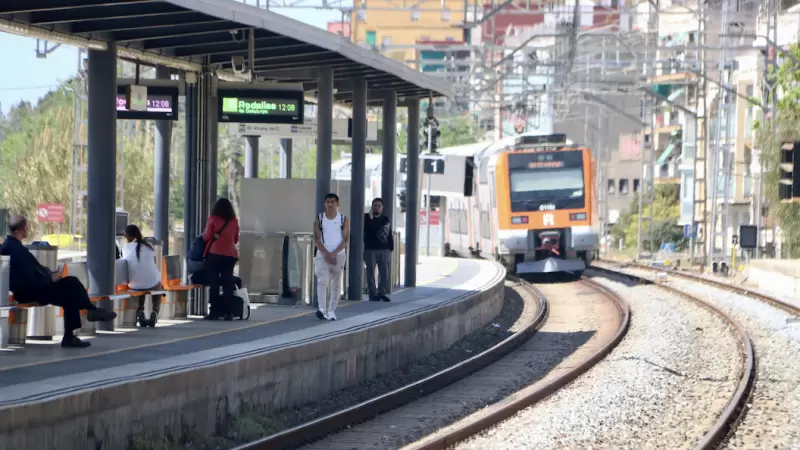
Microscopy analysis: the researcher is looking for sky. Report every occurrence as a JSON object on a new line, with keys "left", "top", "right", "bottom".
{"left": 0, "top": 8, "right": 341, "bottom": 115}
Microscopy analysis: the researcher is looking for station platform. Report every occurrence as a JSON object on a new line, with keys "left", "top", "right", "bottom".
{"left": 0, "top": 257, "right": 506, "bottom": 450}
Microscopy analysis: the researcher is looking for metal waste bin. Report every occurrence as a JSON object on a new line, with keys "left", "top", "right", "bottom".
{"left": 145, "top": 238, "right": 164, "bottom": 272}
{"left": 26, "top": 243, "right": 58, "bottom": 340}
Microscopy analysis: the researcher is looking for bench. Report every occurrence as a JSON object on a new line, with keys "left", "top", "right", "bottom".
{"left": 160, "top": 255, "right": 200, "bottom": 318}
{"left": 112, "top": 259, "right": 168, "bottom": 327}
{"left": 1, "top": 263, "right": 69, "bottom": 345}
{"left": 0, "top": 254, "right": 198, "bottom": 348}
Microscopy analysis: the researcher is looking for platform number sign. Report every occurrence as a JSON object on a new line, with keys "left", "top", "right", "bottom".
{"left": 399, "top": 156, "right": 445, "bottom": 174}
{"left": 423, "top": 156, "right": 445, "bottom": 175}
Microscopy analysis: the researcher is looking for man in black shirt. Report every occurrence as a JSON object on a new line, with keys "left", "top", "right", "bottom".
{"left": 363, "top": 198, "right": 394, "bottom": 302}
{"left": 0, "top": 216, "right": 116, "bottom": 348}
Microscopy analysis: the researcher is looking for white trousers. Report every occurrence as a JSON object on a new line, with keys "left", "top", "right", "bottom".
{"left": 315, "top": 252, "right": 346, "bottom": 317}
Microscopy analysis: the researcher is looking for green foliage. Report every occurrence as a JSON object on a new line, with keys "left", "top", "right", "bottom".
{"left": 609, "top": 184, "right": 685, "bottom": 252}
{"left": 396, "top": 113, "right": 486, "bottom": 154}
{"left": 0, "top": 86, "right": 76, "bottom": 237}
{"left": 757, "top": 39, "right": 800, "bottom": 257}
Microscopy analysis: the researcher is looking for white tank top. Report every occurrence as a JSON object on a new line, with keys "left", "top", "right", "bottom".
{"left": 320, "top": 212, "right": 344, "bottom": 254}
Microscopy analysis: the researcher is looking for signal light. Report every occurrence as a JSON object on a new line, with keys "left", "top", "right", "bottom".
{"left": 779, "top": 140, "right": 800, "bottom": 203}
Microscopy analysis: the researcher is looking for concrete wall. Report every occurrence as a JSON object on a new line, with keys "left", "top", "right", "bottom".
{"left": 0, "top": 265, "right": 506, "bottom": 450}
{"left": 746, "top": 259, "right": 800, "bottom": 299}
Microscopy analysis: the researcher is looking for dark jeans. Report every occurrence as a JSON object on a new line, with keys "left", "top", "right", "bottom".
{"left": 15, "top": 276, "right": 95, "bottom": 334}
{"left": 132, "top": 283, "right": 162, "bottom": 314}
{"left": 206, "top": 254, "right": 237, "bottom": 317}
{"left": 364, "top": 249, "right": 391, "bottom": 297}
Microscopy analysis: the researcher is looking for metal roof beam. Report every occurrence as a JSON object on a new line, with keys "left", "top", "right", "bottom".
{"left": 143, "top": 29, "right": 281, "bottom": 50}
{"left": 114, "top": 22, "right": 243, "bottom": 43}
{"left": 0, "top": 0, "right": 153, "bottom": 15}
{"left": 71, "top": 14, "right": 224, "bottom": 34}
{"left": 27, "top": 3, "right": 186, "bottom": 25}
{"left": 170, "top": 36, "right": 298, "bottom": 56}
{"left": 252, "top": 57, "right": 352, "bottom": 70}
{"left": 208, "top": 46, "right": 326, "bottom": 64}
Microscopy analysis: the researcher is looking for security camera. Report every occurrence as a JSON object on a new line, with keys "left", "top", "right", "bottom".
{"left": 231, "top": 56, "right": 246, "bottom": 74}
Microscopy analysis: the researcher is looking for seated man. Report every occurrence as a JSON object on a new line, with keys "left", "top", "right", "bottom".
{"left": 0, "top": 215, "right": 116, "bottom": 348}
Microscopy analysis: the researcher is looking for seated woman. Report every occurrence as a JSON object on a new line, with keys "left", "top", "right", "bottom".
{"left": 121, "top": 225, "right": 163, "bottom": 328}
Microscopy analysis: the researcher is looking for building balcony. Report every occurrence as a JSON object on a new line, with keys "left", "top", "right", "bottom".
{"left": 647, "top": 70, "right": 698, "bottom": 85}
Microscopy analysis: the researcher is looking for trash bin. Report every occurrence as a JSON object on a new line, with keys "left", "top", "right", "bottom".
{"left": 145, "top": 238, "right": 164, "bottom": 271}
{"left": 26, "top": 242, "right": 58, "bottom": 340}
{"left": 0, "top": 255, "right": 10, "bottom": 308}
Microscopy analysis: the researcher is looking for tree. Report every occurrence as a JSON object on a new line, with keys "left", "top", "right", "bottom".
{"left": 756, "top": 39, "right": 800, "bottom": 256}
{"left": 1, "top": 86, "right": 75, "bottom": 237}
{"left": 610, "top": 184, "right": 685, "bottom": 252}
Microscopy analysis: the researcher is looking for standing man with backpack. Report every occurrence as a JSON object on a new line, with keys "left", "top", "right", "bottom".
{"left": 314, "top": 193, "right": 350, "bottom": 321}
{"left": 364, "top": 197, "right": 393, "bottom": 302}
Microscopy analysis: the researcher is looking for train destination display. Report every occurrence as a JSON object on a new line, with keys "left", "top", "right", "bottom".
{"left": 218, "top": 89, "right": 304, "bottom": 124}
{"left": 116, "top": 85, "right": 179, "bottom": 121}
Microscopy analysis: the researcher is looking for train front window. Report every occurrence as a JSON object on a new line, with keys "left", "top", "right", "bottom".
{"left": 507, "top": 151, "right": 586, "bottom": 213}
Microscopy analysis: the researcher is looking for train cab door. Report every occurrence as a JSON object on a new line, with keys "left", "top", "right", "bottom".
{"left": 487, "top": 167, "right": 498, "bottom": 256}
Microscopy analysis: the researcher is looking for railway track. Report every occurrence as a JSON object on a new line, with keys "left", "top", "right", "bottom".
{"left": 592, "top": 263, "right": 760, "bottom": 450}
{"left": 597, "top": 259, "right": 800, "bottom": 449}
{"left": 608, "top": 259, "right": 800, "bottom": 316}
{"left": 233, "top": 275, "right": 629, "bottom": 450}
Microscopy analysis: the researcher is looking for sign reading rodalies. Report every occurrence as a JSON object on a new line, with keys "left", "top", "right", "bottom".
{"left": 217, "top": 89, "right": 304, "bottom": 125}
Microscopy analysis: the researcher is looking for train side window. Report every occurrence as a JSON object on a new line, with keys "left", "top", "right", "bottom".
{"left": 479, "top": 159, "right": 489, "bottom": 184}
{"left": 619, "top": 178, "right": 629, "bottom": 195}
{"left": 489, "top": 171, "right": 497, "bottom": 207}
{"left": 607, "top": 179, "right": 616, "bottom": 195}
{"left": 633, "top": 178, "right": 640, "bottom": 193}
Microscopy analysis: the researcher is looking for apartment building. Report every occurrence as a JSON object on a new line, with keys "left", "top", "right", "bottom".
{"left": 605, "top": 133, "right": 643, "bottom": 226}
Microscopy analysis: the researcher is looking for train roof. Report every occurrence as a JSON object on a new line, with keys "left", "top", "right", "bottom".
{"left": 437, "top": 132, "right": 580, "bottom": 161}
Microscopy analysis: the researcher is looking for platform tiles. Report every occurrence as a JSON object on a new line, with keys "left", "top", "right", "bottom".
{"left": 0, "top": 257, "right": 504, "bottom": 406}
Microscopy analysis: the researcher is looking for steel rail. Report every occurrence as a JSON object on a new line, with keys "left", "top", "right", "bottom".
{"left": 612, "top": 259, "right": 800, "bottom": 317}
{"left": 591, "top": 262, "right": 756, "bottom": 450}
{"left": 232, "top": 276, "right": 548, "bottom": 450}
{"left": 406, "top": 276, "right": 630, "bottom": 450}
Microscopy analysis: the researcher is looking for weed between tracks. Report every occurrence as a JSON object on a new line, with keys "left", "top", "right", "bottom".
{"left": 131, "top": 285, "right": 526, "bottom": 450}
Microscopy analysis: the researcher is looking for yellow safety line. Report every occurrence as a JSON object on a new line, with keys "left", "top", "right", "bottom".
{"left": 0, "top": 258, "right": 461, "bottom": 372}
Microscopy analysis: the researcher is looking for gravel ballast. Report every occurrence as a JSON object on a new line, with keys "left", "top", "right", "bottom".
{"left": 456, "top": 273, "right": 742, "bottom": 450}
{"left": 618, "top": 266, "right": 800, "bottom": 449}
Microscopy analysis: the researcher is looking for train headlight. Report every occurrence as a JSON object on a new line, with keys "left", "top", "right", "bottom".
{"left": 569, "top": 212, "right": 587, "bottom": 221}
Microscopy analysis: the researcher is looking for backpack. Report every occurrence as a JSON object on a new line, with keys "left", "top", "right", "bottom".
{"left": 187, "top": 220, "right": 230, "bottom": 263}
{"left": 315, "top": 212, "right": 346, "bottom": 256}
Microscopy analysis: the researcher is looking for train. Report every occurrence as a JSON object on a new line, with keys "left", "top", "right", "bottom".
{"left": 332, "top": 132, "right": 599, "bottom": 277}
{"left": 440, "top": 133, "right": 599, "bottom": 276}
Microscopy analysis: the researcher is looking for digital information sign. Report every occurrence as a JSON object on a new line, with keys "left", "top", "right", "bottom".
{"left": 116, "top": 85, "right": 179, "bottom": 121}
{"left": 217, "top": 89, "right": 304, "bottom": 124}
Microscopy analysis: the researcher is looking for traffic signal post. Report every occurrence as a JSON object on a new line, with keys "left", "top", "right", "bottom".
{"left": 422, "top": 105, "right": 442, "bottom": 258}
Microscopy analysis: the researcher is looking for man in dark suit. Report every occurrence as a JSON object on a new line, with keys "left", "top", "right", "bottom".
{"left": 0, "top": 215, "right": 116, "bottom": 348}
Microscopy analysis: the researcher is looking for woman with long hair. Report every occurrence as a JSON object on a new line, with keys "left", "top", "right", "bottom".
{"left": 121, "top": 224, "right": 163, "bottom": 327}
{"left": 202, "top": 197, "right": 240, "bottom": 321}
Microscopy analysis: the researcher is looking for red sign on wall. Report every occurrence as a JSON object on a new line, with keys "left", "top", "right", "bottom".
{"left": 36, "top": 204, "right": 65, "bottom": 224}
{"left": 419, "top": 210, "right": 440, "bottom": 226}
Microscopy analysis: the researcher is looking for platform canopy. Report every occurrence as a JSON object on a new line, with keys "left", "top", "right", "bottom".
{"left": 0, "top": 0, "right": 454, "bottom": 103}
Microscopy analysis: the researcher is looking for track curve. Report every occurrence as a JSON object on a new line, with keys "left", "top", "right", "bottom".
{"left": 231, "top": 279, "right": 548, "bottom": 450}
{"left": 592, "top": 262, "right": 756, "bottom": 450}
{"left": 403, "top": 276, "right": 629, "bottom": 450}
